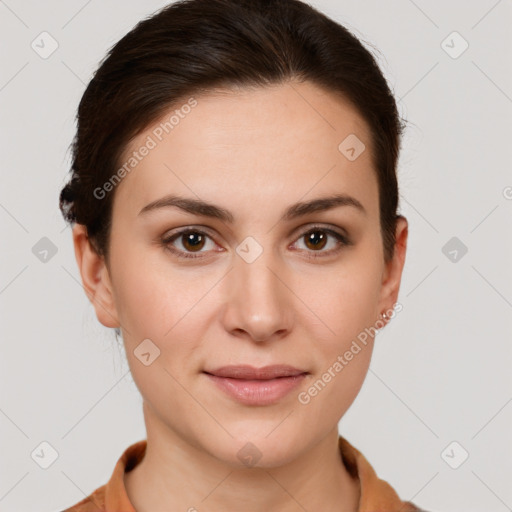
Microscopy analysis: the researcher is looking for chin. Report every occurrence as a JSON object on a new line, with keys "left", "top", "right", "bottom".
{"left": 200, "top": 424, "right": 310, "bottom": 469}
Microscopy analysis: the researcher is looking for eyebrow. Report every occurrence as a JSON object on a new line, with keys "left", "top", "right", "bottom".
{"left": 138, "top": 193, "right": 366, "bottom": 222}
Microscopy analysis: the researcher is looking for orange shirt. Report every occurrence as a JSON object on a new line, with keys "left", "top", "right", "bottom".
{"left": 62, "top": 436, "right": 423, "bottom": 511}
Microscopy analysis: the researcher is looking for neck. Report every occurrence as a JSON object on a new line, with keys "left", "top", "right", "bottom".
{"left": 124, "top": 403, "right": 360, "bottom": 512}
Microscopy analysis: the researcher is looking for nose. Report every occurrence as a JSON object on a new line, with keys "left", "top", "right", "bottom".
{"left": 221, "top": 248, "right": 294, "bottom": 343}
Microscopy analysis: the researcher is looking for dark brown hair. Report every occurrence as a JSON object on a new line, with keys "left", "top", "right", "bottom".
{"left": 59, "top": 0, "right": 406, "bottom": 263}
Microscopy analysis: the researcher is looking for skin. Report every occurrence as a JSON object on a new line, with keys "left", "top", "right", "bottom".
{"left": 72, "top": 80, "right": 408, "bottom": 512}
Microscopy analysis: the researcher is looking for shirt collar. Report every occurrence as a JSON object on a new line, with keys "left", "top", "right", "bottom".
{"left": 101, "top": 436, "right": 420, "bottom": 511}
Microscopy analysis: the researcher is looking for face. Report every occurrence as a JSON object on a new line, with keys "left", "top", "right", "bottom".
{"left": 73, "top": 80, "right": 407, "bottom": 468}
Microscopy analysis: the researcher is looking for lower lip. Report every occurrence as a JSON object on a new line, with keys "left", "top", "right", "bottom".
{"left": 204, "top": 373, "right": 307, "bottom": 406}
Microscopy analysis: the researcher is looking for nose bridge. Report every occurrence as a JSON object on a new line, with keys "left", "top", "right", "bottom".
{"left": 224, "top": 243, "right": 292, "bottom": 341}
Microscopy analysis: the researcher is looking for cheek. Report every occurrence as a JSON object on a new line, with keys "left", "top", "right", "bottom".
{"left": 110, "top": 243, "right": 222, "bottom": 368}
{"left": 297, "top": 288, "right": 376, "bottom": 427}
{"left": 292, "top": 256, "right": 380, "bottom": 419}
{"left": 114, "top": 262, "right": 207, "bottom": 419}
{"left": 299, "top": 260, "right": 381, "bottom": 351}
{"left": 110, "top": 243, "right": 215, "bottom": 338}
{"left": 298, "top": 346, "right": 373, "bottom": 434}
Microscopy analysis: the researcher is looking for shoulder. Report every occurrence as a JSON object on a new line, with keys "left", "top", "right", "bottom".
{"left": 338, "top": 436, "right": 427, "bottom": 512}
{"left": 59, "top": 439, "right": 146, "bottom": 512}
{"left": 60, "top": 485, "right": 106, "bottom": 512}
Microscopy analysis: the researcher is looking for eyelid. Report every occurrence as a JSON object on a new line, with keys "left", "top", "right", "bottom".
{"left": 162, "top": 224, "right": 217, "bottom": 240}
{"left": 290, "top": 222, "right": 349, "bottom": 241}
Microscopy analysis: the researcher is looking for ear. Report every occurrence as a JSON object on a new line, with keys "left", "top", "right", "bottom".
{"left": 72, "top": 224, "right": 120, "bottom": 329}
{"left": 377, "top": 216, "right": 408, "bottom": 317}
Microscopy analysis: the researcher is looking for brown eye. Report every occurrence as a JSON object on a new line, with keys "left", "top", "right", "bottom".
{"left": 303, "top": 230, "right": 328, "bottom": 251}
{"left": 293, "top": 226, "right": 351, "bottom": 258}
{"left": 162, "top": 225, "right": 351, "bottom": 261}
{"left": 181, "top": 231, "right": 206, "bottom": 252}
{"left": 162, "top": 229, "right": 217, "bottom": 259}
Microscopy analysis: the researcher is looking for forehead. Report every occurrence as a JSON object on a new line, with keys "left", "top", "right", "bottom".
{"left": 113, "top": 80, "right": 377, "bottom": 221}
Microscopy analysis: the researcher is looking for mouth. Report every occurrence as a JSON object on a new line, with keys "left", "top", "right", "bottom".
{"left": 202, "top": 365, "right": 309, "bottom": 406}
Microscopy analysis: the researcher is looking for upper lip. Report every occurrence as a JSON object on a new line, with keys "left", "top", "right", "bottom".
{"left": 204, "top": 365, "right": 308, "bottom": 380}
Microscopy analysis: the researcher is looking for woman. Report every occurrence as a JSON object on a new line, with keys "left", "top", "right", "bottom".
{"left": 59, "top": 0, "right": 423, "bottom": 510}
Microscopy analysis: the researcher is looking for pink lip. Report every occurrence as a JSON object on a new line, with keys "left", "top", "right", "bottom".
{"left": 203, "top": 365, "right": 308, "bottom": 406}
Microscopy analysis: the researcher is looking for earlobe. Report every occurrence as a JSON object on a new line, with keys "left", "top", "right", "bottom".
{"left": 378, "top": 216, "right": 408, "bottom": 319}
{"left": 72, "top": 224, "right": 120, "bottom": 329}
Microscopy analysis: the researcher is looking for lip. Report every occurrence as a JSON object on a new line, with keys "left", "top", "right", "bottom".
{"left": 203, "top": 365, "right": 308, "bottom": 406}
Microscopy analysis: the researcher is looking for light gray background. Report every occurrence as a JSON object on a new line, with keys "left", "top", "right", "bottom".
{"left": 1, "top": 1, "right": 511, "bottom": 511}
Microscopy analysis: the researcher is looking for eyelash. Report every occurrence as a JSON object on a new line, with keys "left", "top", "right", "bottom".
{"left": 161, "top": 225, "right": 352, "bottom": 261}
